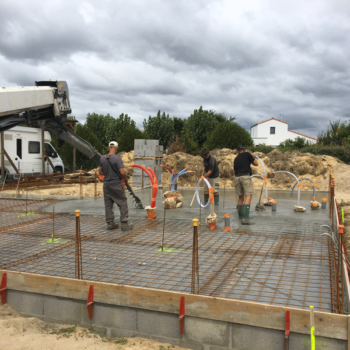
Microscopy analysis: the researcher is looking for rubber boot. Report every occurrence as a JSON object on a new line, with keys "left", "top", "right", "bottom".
{"left": 237, "top": 205, "right": 242, "bottom": 219}
{"left": 121, "top": 222, "right": 133, "bottom": 231}
{"left": 214, "top": 194, "right": 219, "bottom": 206}
{"left": 241, "top": 205, "right": 255, "bottom": 225}
{"left": 204, "top": 193, "right": 209, "bottom": 204}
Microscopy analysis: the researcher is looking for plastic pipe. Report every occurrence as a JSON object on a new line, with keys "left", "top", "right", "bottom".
{"left": 253, "top": 154, "right": 266, "bottom": 176}
{"left": 170, "top": 168, "right": 194, "bottom": 191}
{"left": 251, "top": 174, "right": 268, "bottom": 199}
{"left": 160, "top": 165, "right": 173, "bottom": 174}
{"left": 290, "top": 178, "right": 315, "bottom": 202}
{"left": 131, "top": 164, "right": 157, "bottom": 208}
{"left": 147, "top": 167, "right": 158, "bottom": 208}
{"left": 272, "top": 170, "right": 300, "bottom": 206}
{"left": 196, "top": 177, "right": 212, "bottom": 209}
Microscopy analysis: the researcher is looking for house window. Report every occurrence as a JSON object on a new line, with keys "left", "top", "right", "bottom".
{"left": 270, "top": 127, "right": 275, "bottom": 134}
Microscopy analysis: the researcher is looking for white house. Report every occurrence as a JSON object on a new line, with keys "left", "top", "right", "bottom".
{"left": 250, "top": 117, "right": 318, "bottom": 147}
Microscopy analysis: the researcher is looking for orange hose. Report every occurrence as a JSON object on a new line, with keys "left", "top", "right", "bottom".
{"left": 131, "top": 164, "right": 157, "bottom": 208}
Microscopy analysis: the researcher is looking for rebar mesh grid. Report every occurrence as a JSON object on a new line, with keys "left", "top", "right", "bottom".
{"left": 0, "top": 198, "right": 339, "bottom": 313}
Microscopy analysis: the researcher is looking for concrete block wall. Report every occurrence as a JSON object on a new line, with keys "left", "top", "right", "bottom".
{"left": 134, "top": 139, "right": 164, "bottom": 158}
{"left": 134, "top": 139, "right": 146, "bottom": 157}
{"left": 133, "top": 139, "right": 163, "bottom": 187}
{"left": 7, "top": 290, "right": 347, "bottom": 350}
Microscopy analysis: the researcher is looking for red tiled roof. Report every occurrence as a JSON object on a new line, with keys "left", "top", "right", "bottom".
{"left": 251, "top": 117, "right": 288, "bottom": 128}
{"left": 289, "top": 130, "right": 318, "bottom": 141}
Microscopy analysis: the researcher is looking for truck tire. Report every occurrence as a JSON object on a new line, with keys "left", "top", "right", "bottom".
{"left": 55, "top": 166, "right": 63, "bottom": 174}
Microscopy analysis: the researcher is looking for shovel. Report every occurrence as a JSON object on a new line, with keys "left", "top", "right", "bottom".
{"left": 255, "top": 180, "right": 265, "bottom": 211}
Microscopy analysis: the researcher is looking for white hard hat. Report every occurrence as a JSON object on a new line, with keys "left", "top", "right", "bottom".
{"left": 109, "top": 141, "right": 118, "bottom": 147}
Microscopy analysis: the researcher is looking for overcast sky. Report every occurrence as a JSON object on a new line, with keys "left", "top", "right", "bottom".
{"left": 1, "top": 0, "right": 349, "bottom": 137}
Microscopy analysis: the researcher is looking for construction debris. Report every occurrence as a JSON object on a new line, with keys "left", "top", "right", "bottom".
{"left": 205, "top": 213, "right": 218, "bottom": 224}
{"left": 162, "top": 190, "right": 184, "bottom": 209}
{"left": 63, "top": 171, "right": 98, "bottom": 183}
{"left": 294, "top": 205, "right": 306, "bottom": 212}
{"left": 310, "top": 201, "right": 321, "bottom": 208}
{"left": 262, "top": 198, "right": 274, "bottom": 206}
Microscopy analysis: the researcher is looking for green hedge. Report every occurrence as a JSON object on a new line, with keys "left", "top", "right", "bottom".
{"left": 299, "top": 144, "right": 350, "bottom": 164}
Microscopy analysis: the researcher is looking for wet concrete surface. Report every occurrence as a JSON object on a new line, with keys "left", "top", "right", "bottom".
{"left": 40, "top": 187, "right": 330, "bottom": 232}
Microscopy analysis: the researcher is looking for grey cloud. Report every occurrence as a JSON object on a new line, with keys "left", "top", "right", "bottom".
{"left": 0, "top": 0, "right": 350, "bottom": 139}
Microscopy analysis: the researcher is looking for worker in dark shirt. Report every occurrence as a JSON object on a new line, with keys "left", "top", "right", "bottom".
{"left": 201, "top": 148, "right": 220, "bottom": 206}
{"left": 233, "top": 145, "right": 258, "bottom": 225}
{"left": 99, "top": 141, "right": 133, "bottom": 231}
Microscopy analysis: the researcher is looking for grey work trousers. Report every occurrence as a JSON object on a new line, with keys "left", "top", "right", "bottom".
{"left": 103, "top": 184, "right": 128, "bottom": 224}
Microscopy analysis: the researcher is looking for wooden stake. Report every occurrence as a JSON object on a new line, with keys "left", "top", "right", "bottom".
{"left": 190, "top": 190, "right": 196, "bottom": 207}
{"left": 1, "top": 133, "right": 4, "bottom": 183}
{"left": 41, "top": 129, "right": 45, "bottom": 175}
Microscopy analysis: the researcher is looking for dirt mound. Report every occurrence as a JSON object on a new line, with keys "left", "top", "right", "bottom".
{"left": 6, "top": 149, "right": 347, "bottom": 197}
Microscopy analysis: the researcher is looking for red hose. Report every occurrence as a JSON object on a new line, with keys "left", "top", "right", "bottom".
{"left": 131, "top": 164, "right": 157, "bottom": 208}
{"left": 148, "top": 167, "right": 158, "bottom": 208}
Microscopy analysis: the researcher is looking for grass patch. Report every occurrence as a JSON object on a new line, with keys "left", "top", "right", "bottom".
{"left": 51, "top": 325, "right": 77, "bottom": 336}
{"left": 114, "top": 336, "right": 128, "bottom": 345}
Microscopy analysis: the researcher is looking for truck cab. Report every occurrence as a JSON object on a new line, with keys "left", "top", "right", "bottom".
{"left": 1, "top": 126, "right": 64, "bottom": 178}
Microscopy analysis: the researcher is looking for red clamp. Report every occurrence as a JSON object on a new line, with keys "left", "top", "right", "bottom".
{"left": 0, "top": 273, "right": 7, "bottom": 304}
{"left": 285, "top": 310, "right": 290, "bottom": 343}
{"left": 179, "top": 296, "right": 185, "bottom": 334}
{"left": 87, "top": 285, "right": 94, "bottom": 319}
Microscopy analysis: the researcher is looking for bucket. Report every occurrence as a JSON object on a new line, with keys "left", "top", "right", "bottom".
{"left": 208, "top": 223, "right": 216, "bottom": 229}
{"left": 311, "top": 202, "right": 318, "bottom": 210}
{"left": 322, "top": 198, "right": 327, "bottom": 209}
{"left": 147, "top": 208, "right": 157, "bottom": 220}
{"left": 224, "top": 214, "right": 230, "bottom": 231}
{"left": 272, "top": 201, "right": 277, "bottom": 211}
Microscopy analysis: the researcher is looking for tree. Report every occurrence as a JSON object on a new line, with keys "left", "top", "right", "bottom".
{"left": 181, "top": 131, "right": 199, "bottom": 154}
{"left": 182, "top": 107, "right": 220, "bottom": 148}
{"left": 173, "top": 117, "right": 185, "bottom": 137}
{"left": 85, "top": 112, "right": 136, "bottom": 147}
{"left": 118, "top": 125, "right": 149, "bottom": 153}
{"left": 318, "top": 119, "right": 350, "bottom": 146}
{"left": 85, "top": 113, "right": 116, "bottom": 147}
{"left": 143, "top": 111, "right": 175, "bottom": 150}
{"left": 278, "top": 137, "right": 310, "bottom": 152}
{"left": 204, "top": 121, "right": 253, "bottom": 150}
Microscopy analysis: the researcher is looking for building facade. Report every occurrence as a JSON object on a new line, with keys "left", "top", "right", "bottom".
{"left": 250, "top": 118, "right": 318, "bottom": 147}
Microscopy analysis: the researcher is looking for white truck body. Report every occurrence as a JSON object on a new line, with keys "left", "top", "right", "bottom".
{"left": 1, "top": 126, "right": 64, "bottom": 177}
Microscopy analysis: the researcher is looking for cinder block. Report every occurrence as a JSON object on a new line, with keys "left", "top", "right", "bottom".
{"left": 289, "top": 333, "right": 346, "bottom": 350}
{"left": 232, "top": 324, "right": 284, "bottom": 350}
{"left": 94, "top": 304, "right": 137, "bottom": 331}
{"left": 184, "top": 316, "right": 230, "bottom": 347}
{"left": 43, "top": 297, "right": 83, "bottom": 323}
{"left": 145, "top": 150, "right": 157, "bottom": 157}
{"left": 134, "top": 149, "right": 145, "bottom": 157}
{"left": 145, "top": 140, "right": 159, "bottom": 151}
{"left": 134, "top": 139, "right": 146, "bottom": 148}
{"left": 137, "top": 309, "right": 181, "bottom": 340}
{"left": 8, "top": 290, "right": 45, "bottom": 317}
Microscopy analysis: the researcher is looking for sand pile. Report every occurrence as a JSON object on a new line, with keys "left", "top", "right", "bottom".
{"left": 0, "top": 304, "right": 190, "bottom": 350}
{"left": 152, "top": 148, "right": 342, "bottom": 191}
